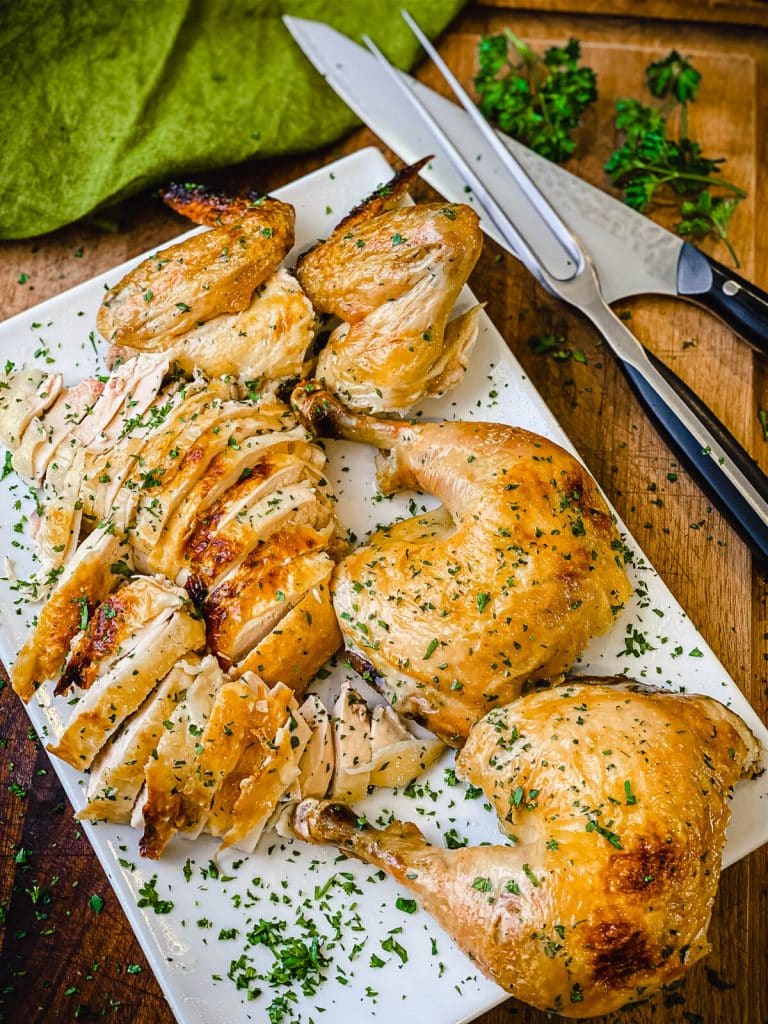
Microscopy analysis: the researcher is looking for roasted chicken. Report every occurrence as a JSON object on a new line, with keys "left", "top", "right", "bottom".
{"left": 292, "top": 679, "right": 761, "bottom": 1018}
{"left": 294, "top": 386, "right": 632, "bottom": 744}
{"left": 296, "top": 162, "right": 483, "bottom": 413}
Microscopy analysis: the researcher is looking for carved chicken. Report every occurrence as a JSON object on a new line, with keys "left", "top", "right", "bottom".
{"left": 4, "top": 360, "right": 344, "bottom": 703}
{"left": 292, "top": 679, "right": 761, "bottom": 1018}
{"left": 98, "top": 185, "right": 314, "bottom": 381}
{"left": 296, "top": 162, "right": 483, "bottom": 413}
{"left": 293, "top": 386, "right": 632, "bottom": 744}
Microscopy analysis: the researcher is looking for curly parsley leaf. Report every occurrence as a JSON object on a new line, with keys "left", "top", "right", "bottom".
{"left": 645, "top": 50, "right": 701, "bottom": 105}
{"left": 475, "top": 31, "right": 597, "bottom": 164}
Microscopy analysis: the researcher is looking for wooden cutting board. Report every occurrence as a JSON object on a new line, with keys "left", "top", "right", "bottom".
{"left": 0, "top": 4, "right": 766, "bottom": 1024}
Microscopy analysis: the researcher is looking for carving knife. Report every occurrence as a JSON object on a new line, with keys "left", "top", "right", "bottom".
{"left": 283, "top": 14, "right": 768, "bottom": 559}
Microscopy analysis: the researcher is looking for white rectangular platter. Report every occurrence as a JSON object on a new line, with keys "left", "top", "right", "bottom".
{"left": 0, "top": 146, "right": 766, "bottom": 1024}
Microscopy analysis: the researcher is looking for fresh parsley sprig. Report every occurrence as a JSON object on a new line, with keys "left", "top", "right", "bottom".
{"left": 605, "top": 50, "right": 745, "bottom": 265}
{"left": 474, "top": 31, "right": 597, "bottom": 164}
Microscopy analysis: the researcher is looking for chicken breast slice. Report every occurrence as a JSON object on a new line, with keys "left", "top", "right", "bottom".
{"left": 367, "top": 705, "right": 445, "bottom": 788}
{"left": 47, "top": 596, "right": 205, "bottom": 769}
{"left": 0, "top": 367, "right": 63, "bottom": 451}
{"left": 11, "top": 517, "right": 134, "bottom": 702}
{"left": 330, "top": 684, "right": 372, "bottom": 804}
{"left": 188, "top": 475, "right": 333, "bottom": 592}
{"left": 147, "top": 427, "right": 312, "bottom": 578}
{"left": 73, "top": 354, "right": 169, "bottom": 450}
{"left": 135, "top": 661, "right": 262, "bottom": 859}
{"left": 75, "top": 379, "right": 226, "bottom": 535}
{"left": 130, "top": 406, "right": 280, "bottom": 570}
{"left": 14, "top": 377, "right": 104, "bottom": 485}
{"left": 160, "top": 268, "right": 315, "bottom": 380}
{"left": 78, "top": 657, "right": 197, "bottom": 824}
{"left": 232, "top": 566, "right": 341, "bottom": 694}
{"left": 34, "top": 444, "right": 85, "bottom": 568}
{"left": 56, "top": 575, "right": 191, "bottom": 695}
{"left": 295, "top": 694, "right": 335, "bottom": 800}
{"left": 204, "top": 540, "right": 334, "bottom": 665}
{"left": 207, "top": 680, "right": 310, "bottom": 852}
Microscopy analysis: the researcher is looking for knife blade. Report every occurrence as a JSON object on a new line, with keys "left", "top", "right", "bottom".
{"left": 283, "top": 14, "right": 768, "bottom": 560}
{"left": 283, "top": 16, "right": 768, "bottom": 355}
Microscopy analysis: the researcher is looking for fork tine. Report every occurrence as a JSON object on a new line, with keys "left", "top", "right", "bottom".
{"left": 399, "top": 8, "right": 583, "bottom": 270}
{"left": 360, "top": 34, "right": 541, "bottom": 274}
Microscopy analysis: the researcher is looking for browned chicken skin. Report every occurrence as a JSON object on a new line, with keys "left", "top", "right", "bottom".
{"left": 294, "top": 386, "right": 631, "bottom": 744}
{"left": 296, "top": 162, "right": 483, "bottom": 413}
{"left": 292, "top": 680, "right": 761, "bottom": 1018}
{"left": 97, "top": 186, "right": 295, "bottom": 351}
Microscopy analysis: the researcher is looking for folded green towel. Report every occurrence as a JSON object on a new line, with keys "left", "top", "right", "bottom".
{"left": 0, "top": 0, "right": 464, "bottom": 239}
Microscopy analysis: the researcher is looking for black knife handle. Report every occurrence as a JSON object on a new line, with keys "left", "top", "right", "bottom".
{"left": 621, "top": 349, "right": 768, "bottom": 562}
{"left": 677, "top": 242, "right": 768, "bottom": 357}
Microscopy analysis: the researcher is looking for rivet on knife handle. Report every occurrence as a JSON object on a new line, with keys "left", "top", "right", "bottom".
{"left": 677, "top": 242, "right": 768, "bottom": 357}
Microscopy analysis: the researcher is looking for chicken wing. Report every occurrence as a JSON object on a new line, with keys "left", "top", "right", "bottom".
{"left": 97, "top": 186, "right": 294, "bottom": 351}
{"left": 294, "top": 386, "right": 631, "bottom": 744}
{"left": 292, "top": 679, "right": 761, "bottom": 1018}
{"left": 297, "top": 163, "right": 483, "bottom": 413}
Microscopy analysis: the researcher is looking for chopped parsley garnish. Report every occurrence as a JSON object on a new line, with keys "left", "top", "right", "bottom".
{"left": 136, "top": 875, "right": 174, "bottom": 914}
{"left": 423, "top": 638, "right": 438, "bottom": 660}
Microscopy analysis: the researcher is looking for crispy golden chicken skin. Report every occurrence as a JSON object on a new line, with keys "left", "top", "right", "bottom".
{"left": 97, "top": 186, "right": 294, "bottom": 351}
{"left": 294, "top": 386, "right": 631, "bottom": 744}
{"left": 296, "top": 162, "right": 483, "bottom": 413}
{"left": 293, "top": 680, "right": 761, "bottom": 1018}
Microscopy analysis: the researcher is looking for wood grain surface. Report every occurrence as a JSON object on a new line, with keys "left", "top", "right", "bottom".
{"left": 1, "top": 5, "right": 766, "bottom": 1024}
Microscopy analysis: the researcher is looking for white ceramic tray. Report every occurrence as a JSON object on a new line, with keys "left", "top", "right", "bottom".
{"left": 0, "top": 147, "right": 765, "bottom": 1024}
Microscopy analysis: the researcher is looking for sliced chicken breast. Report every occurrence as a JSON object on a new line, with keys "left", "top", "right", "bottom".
{"left": 35, "top": 444, "right": 85, "bottom": 568}
{"left": 367, "top": 705, "right": 445, "bottom": 788}
{"left": 57, "top": 575, "right": 191, "bottom": 695}
{"left": 295, "top": 694, "right": 335, "bottom": 800}
{"left": 47, "top": 593, "right": 205, "bottom": 769}
{"left": 136, "top": 661, "right": 261, "bottom": 858}
{"left": 232, "top": 567, "right": 341, "bottom": 692}
{"left": 11, "top": 518, "right": 134, "bottom": 702}
{"left": 14, "top": 377, "right": 104, "bottom": 485}
{"left": 330, "top": 684, "right": 372, "bottom": 804}
{"left": 0, "top": 367, "right": 63, "bottom": 451}
{"left": 78, "top": 658, "right": 196, "bottom": 824}
{"left": 204, "top": 539, "right": 334, "bottom": 665}
{"left": 187, "top": 475, "right": 332, "bottom": 592}
{"left": 147, "top": 427, "right": 311, "bottom": 578}
{"left": 207, "top": 679, "right": 309, "bottom": 852}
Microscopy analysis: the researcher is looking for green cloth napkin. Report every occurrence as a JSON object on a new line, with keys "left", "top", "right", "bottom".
{"left": 0, "top": 0, "right": 465, "bottom": 239}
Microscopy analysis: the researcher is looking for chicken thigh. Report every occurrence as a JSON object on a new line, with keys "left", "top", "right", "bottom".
{"left": 293, "top": 386, "right": 631, "bottom": 744}
{"left": 292, "top": 679, "right": 761, "bottom": 1018}
{"left": 296, "top": 162, "right": 483, "bottom": 414}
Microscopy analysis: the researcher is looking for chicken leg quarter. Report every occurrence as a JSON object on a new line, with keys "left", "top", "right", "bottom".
{"left": 292, "top": 680, "right": 761, "bottom": 1018}
{"left": 293, "top": 387, "right": 632, "bottom": 743}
